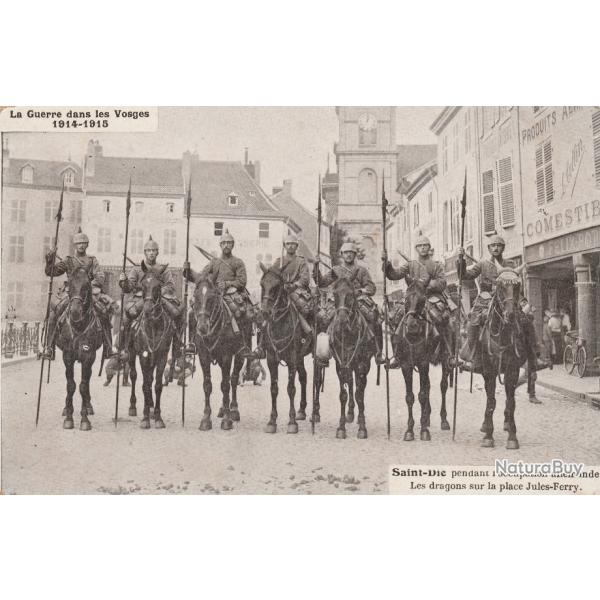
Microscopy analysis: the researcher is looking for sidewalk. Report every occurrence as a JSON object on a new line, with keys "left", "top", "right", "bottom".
{"left": 535, "top": 365, "right": 600, "bottom": 409}
{"left": 1, "top": 354, "right": 38, "bottom": 368}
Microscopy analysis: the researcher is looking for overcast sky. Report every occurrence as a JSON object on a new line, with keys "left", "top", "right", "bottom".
{"left": 5, "top": 107, "right": 441, "bottom": 212}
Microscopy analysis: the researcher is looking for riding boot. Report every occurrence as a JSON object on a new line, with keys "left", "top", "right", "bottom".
{"left": 249, "top": 330, "right": 266, "bottom": 359}
{"left": 460, "top": 322, "right": 480, "bottom": 370}
{"left": 41, "top": 311, "right": 57, "bottom": 360}
{"left": 102, "top": 319, "right": 118, "bottom": 359}
{"left": 374, "top": 321, "right": 385, "bottom": 365}
{"left": 119, "top": 320, "right": 131, "bottom": 363}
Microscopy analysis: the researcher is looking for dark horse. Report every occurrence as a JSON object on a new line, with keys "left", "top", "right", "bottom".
{"left": 258, "top": 262, "right": 312, "bottom": 434}
{"left": 476, "top": 269, "right": 527, "bottom": 449}
{"left": 127, "top": 266, "right": 175, "bottom": 429}
{"left": 325, "top": 276, "right": 376, "bottom": 439}
{"left": 55, "top": 266, "right": 103, "bottom": 430}
{"left": 392, "top": 280, "right": 455, "bottom": 441}
{"left": 190, "top": 276, "right": 246, "bottom": 431}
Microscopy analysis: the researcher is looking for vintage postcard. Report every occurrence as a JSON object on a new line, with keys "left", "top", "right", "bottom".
{"left": 1, "top": 106, "right": 599, "bottom": 494}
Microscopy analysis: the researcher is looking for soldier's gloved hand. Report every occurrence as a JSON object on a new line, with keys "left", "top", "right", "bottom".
{"left": 183, "top": 261, "right": 191, "bottom": 280}
{"left": 45, "top": 248, "right": 57, "bottom": 263}
{"left": 456, "top": 256, "right": 467, "bottom": 278}
{"left": 118, "top": 272, "right": 127, "bottom": 289}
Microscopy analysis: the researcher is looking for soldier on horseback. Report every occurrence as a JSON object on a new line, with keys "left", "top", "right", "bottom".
{"left": 118, "top": 235, "right": 183, "bottom": 360}
{"left": 183, "top": 229, "right": 254, "bottom": 355}
{"left": 42, "top": 227, "right": 117, "bottom": 360}
{"left": 273, "top": 233, "right": 314, "bottom": 319}
{"left": 382, "top": 234, "right": 452, "bottom": 368}
{"left": 456, "top": 234, "right": 540, "bottom": 372}
{"left": 315, "top": 241, "right": 384, "bottom": 364}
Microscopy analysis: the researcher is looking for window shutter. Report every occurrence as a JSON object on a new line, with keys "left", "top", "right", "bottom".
{"left": 593, "top": 110, "right": 600, "bottom": 187}
{"left": 497, "top": 156, "right": 515, "bottom": 227}
{"left": 543, "top": 140, "right": 553, "bottom": 202}
{"left": 482, "top": 169, "right": 495, "bottom": 234}
{"left": 535, "top": 145, "right": 545, "bottom": 205}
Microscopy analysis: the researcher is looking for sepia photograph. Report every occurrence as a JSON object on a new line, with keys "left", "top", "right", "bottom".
{"left": 2, "top": 105, "right": 599, "bottom": 495}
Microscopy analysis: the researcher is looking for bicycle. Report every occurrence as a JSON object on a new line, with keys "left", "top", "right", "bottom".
{"left": 563, "top": 330, "right": 587, "bottom": 378}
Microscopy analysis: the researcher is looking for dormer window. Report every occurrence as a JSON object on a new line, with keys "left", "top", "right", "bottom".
{"left": 248, "top": 190, "right": 256, "bottom": 197}
{"left": 228, "top": 193, "right": 239, "bottom": 207}
{"left": 63, "top": 169, "right": 75, "bottom": 187}
{"left": 21, "top": 165, "right": 33, "bottom": 184}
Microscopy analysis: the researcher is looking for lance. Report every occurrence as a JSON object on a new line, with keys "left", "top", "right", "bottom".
{"left": 381, "top": 171, "right": 391, "bottom": 440}
{"left": 311, "top": 174, "right": 322, "bottom": 435}
{"left": 36, "top": 183, "right": 65, "bottom": 426}
{"left": 181, "top": 176, "right": 193, "bottom": 427}
{"left": 452, "top": 170, "right": 468, "bottom": 441}
{"left": 114, "top": 177, "right": 132, "bottom": 427}
{"left": 194, "top": 244, "right": 215, "bottom": 261}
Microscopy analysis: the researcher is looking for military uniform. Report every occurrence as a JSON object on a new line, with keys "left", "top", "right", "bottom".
{"left": 383, "top": 236, "right": 453, "bottom": 361}
{"left": 119, "top": 236, "right": 183, "bottom": 359}
{"left": 43, "top": 229, "right": 115, "bottom": 359}
{"left": 273, "top": 253, "right": 314, "bottom": 318}
{"left": 458, "top": 235, "right": 538, "bottom": 369}
{"left": 317, "top": 242, "right": 383, "bottom": 361}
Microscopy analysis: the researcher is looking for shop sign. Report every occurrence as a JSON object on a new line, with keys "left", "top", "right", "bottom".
{"left": 525, "top": 225, "right": 600, "bottom": 263}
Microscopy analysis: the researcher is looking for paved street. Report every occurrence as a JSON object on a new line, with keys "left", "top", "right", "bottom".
{"left": 1, "top": 356, "right": 599, "bottom": 494}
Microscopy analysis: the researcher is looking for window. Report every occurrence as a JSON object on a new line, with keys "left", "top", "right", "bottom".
{"left": 42, "top": 236, "right": 52, "bottom": 260}
{"left": 70, "top": 198, "right": 82, "bottom": 223}
{"left": 358, "top": 113, "right": 377, "bottom": 146}
{"left": 593, "top": 110, "right": 600, "bottom": 187}
{"left": 130, "top": 229, "right": 144, "bottom": 254}
{"left": 358, "top": 169, "right": 377, "bottom": 204}
{"left": 442, "top": 135, "right": 448, "bottom": 174}
{"left": 10, "top": 198, "right": 26, "bottom": 223}
{"left": 214, "top": 222, "right": 223, "bottom": 236}
{"left": 464, "top": 109, "right": 472, "bottom": 153}
{"left": 535, "top": 139, "right": 553, "bottom": 205}
{"left": 443, "top": 201, "right": 449, "bottom": 251}
{"left": 427, "top": 191, "right": 433, "bottom": 213}
{"left": 496, "top": 156, "right": 515, "bottom": 227}
{"left": 8, "top": 236, "right": 24, "bottom": 263}
{"left": 7, "top": 282, "right": 24, "bottom": 311}
{"left": 63, "top": 169, "right": 75, "bottom": 187}
{"left": 98, "top": 227, "right": 111, "bottom": 253}
{"left": 482, "top": 169, "right": 495, "bottom": 234}
{"left": 164, "top": 229, "right": 176, "bottom": 255}
{"left": 453, "top": 121, "right": 460, "bottom": 164}
{"left": 135, "top": 201, "right": 144, "bottom": 213}
{"left": 21, "top": 165, "right": 33, "bottom": 184}
{"left": 44, "top": 199, "right": 58, "bottom": 222}
{"left": 166, "top": 202, "right": 175, "bottom": 214}
{"left": 103, "top": 200, "right": 111, "bottom": 213}
{"left": 228, "top": 193, "right": 239, "bottom": 206}
{"left": 259, "top": 222, "right": 269, "bottom": 238}
{"left": 413, "top": 202, "right": 419, "bottom": 227}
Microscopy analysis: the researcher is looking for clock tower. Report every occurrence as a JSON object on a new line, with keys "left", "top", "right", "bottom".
{"left": 333, "top": 106, "right": 398, "bottom": 295}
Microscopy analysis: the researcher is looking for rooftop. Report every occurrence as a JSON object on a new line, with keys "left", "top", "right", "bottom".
{"left": 3, "top": 158, "right": 83, "bottom": 189}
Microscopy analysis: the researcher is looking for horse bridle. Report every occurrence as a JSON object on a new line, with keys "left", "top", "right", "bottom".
{"left": 193, "top": 286, "right": 227, "bottom": 353}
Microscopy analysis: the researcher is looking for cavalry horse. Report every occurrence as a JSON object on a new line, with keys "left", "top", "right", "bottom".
{"left": 55, "top": 266, "right": 104, "bottom": 430}
{"left": 126, "top": 265, "right": 176, "bottom": 429}
{"left": 258, "top": 262, "right": 312, "bottom": 434}
{"left": 475, "top": 269, "right": 527, "bottom": 449}
{"left": 323, "top": 275, "right": 376, "bottom": 439}
{"left": 392, "top": 280, "right": 455, "bottom": 441}
{"left": 190, "top": 276, "right": 246, "bottom": 431}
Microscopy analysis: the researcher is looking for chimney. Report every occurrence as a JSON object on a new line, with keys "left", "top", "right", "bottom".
{"left": 85, "top": 139, "right": 97, "bottom": 177}
{"left": 283, "top": 179, "right": 292, "bottom": 195}
{"left": 244, "top": 147, "right": 249, "bottom": 166}
{"left": 182, "top": 150, "right": 192, "bottom": 185}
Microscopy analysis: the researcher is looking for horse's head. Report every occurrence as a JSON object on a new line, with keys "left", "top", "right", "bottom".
{"left": 192, "top": 276, "right": 220, "bottom": 335}
{"left": 332, "top": 276, "right": 356, "bottom": 326}
{"left": 68, "top": 266, "right": 92, "bottom": 322}
{"left": 495, "top": 269, "right": 522, "bottom": 322}
{"left": 141, "top": 264, "right": 167, "bottom": 316}
{"left": 404, "top": 279, "right": 427, "bottom": 336}
{"left": 258, "top": 262, "right": 284, "bottom": 320}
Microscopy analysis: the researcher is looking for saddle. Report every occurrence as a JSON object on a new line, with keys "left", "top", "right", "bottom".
{"left": 426, "top": 295, "right": 450, "bottom": 326}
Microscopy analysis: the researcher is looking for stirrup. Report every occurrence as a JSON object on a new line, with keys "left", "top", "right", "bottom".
{"left": 41, "top": 347, "right": 55, "bottom": 361}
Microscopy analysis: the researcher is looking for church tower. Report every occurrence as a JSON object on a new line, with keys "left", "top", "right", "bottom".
{"left": 333, "top": 106, "right": 398, "bottom": 295}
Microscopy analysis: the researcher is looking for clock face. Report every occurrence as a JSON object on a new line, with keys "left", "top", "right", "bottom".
{"left": 358, "top": 113, "right": 377, "bottom": 130}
